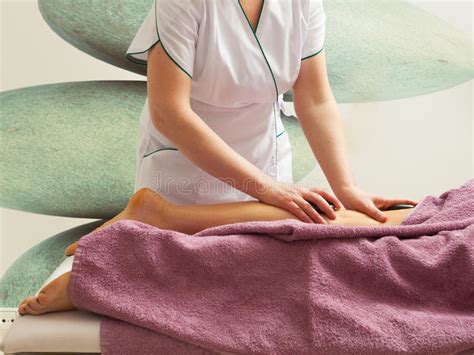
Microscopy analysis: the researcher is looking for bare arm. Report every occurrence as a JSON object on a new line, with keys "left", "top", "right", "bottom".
{"left": 292, "top": 50, "right": 418, "bottom": 220}
{"left": 147, "top": 42, "right": 269, "bottom": 198}
{"left": 147, "top": 42, "right": 341, "bottom": 223}
{"left": 292, "top": 49, "right": 356, "bottom": 196}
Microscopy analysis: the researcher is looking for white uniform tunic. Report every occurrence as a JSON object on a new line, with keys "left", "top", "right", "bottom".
{"left": 125, "top": 0, "right": 326, "bottom": 204}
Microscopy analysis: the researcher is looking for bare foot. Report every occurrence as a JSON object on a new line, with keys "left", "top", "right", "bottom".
{"left": 18, "top": 271, "right": 75, "bottom": 316}
{"left": 65, "top": 188, "right": 172, "bottom": 256}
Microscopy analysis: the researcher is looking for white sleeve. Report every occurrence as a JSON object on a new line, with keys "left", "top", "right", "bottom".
{"left": 301, "top": 0, "right": 327, "bottom": 60}
{"left": 125, "top": 0, "right": 202, "bottom": 79}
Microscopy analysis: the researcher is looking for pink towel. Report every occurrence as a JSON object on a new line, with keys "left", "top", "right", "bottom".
{"left": 69, "top": 179, "right": 474, "bottom": 354}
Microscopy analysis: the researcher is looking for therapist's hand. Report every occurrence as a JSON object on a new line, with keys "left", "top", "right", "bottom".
{"left": 334, "top": 185, "right": 418, "bottom": 223}
{"left": 257, "top": 180, "right": 343, "bottom": 224}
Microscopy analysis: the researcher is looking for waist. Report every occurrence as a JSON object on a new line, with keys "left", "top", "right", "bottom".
{"left": 147, "top": 99, "right": 283, "bottom": 148}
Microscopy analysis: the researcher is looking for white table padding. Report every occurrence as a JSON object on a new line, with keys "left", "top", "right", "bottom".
{"left": 1, "top": 310, "right": 102, "bottom": 353}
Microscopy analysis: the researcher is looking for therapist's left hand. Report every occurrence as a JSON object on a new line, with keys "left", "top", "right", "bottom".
{"left": 335, "top": 185, "right": 418, "bottom": 223}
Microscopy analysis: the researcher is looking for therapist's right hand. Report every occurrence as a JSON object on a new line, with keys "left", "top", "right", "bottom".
{"left": 256, "top": 180, "right": 343, "bottom": 224}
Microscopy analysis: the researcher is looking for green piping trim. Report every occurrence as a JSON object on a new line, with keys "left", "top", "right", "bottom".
{"left": 125, "top": 55, "right": 147, "bottom": 66}
{"left": 125, "top": 39, "right": 161, "bottom": 66}
{"left": 276, "top": 130, "right": 286, "bottom": 138}
{"left": 124, "top": 0, "right": 193, "bottom": 79}
{"left": 301, "top": 45, "right": 324, "bottom": 61}
{"left": 237, "top": 0, "right": 279, "bottom": 101}
{"left": 273, "top": 102, "right": 278, "bottom": 179}
{"left": 236, "top": 0, "right": 264, "bottom": 33}
{"left": 143, "top": 147, "right": 178, "bottom": 158}
{"left": 154, "top": 0, "right": 193, "bottom": 79}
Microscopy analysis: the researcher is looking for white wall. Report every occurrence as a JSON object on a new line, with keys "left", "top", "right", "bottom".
{"left": 1, "top": 0, "right": 472, "bottom": 277}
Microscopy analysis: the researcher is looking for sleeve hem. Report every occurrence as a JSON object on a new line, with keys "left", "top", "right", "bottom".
{"left": 125, "top": 40, "right": 193, "bottom": 79}
{"left": 301, "top": 45, "right": 324, "bottom": 61}
{"left": 124, "top": 0, "right": 193, "bottom": 79}
{"left": 154, "top": 0, "right": 193, "bottom": 79}
{"left": 157, "top": 37, "right": 193, "bottom": 79}
{"left": 125, "top": 39, "right": 161, "bottom": 65}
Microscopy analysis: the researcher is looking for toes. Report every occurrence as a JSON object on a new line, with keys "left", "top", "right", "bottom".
{"left": 18, "top": 299, "right": 27, "bottom": 315}
{"left": 26, "top": 296, "right": 43, "bottom": 311}
{"left": 18, "top": 298, "right": 29, "bottom": 309}
{"left": 25, "top": 296, "right": 45, "bottom": 314}
{"left": 18, "top": 294, "right": 48, "bottom": 315}
{"left": 24, "top": 302, "right": 41, "bottom": 315}
{"left": 18, "top": 296, "right": 34, "bottom": 311}
{"left": 18, "top": 272, "right": 75, "bottom": 316}
{"left": 18, "top": 297, "right": 38, "bottom": 315}
{"left": 19, "top": 303, "right": 27, "bottom": 315}
{"left": 37, "top": 292, "right": 48, "bottom": 305}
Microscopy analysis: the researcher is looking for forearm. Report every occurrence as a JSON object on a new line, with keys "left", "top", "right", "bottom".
{"left": 150, "top": 104, "right": 270, "bottom": 198}
{"left": 297, "top": 100, "right": 356, "bottom": 195}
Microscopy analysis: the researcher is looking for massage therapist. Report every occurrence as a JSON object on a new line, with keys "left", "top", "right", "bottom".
{"left": 125, "top": 0, "right": 416, "bottom": 223}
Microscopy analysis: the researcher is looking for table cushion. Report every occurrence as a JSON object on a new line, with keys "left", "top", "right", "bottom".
{"left": 2, "top": 310, "right": 101, "bottom": 353}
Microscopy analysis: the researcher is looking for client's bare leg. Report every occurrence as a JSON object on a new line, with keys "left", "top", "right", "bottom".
{"left": 18, "top": 188, "right": 413, "bottom": 316}
{"left": 66, "top": 187, "right": 411, "bottom": 253}
{"left": 165, "top": 197, "right": 411, "bottom": 234}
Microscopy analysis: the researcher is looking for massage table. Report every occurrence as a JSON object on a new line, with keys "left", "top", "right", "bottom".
{"left": 2, "top": 206, "right": 474, "bottom": 355}
{"left": 1, "top": 255, "right": 229, "bottom": 354}
{"left": 1, "top": 256, "right": 101, "bottom": 354}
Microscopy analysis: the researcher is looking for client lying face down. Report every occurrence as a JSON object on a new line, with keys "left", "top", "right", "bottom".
{"left": 18, "top": 187, "right": 415, "bottom": 316}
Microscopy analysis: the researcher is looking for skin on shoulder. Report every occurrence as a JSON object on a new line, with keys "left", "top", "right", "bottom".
{"left": 147, "top": 42, "right": 192, "bottom": 119}
{"left": 292, "top": 49, "right": 336, "bottom": 114}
